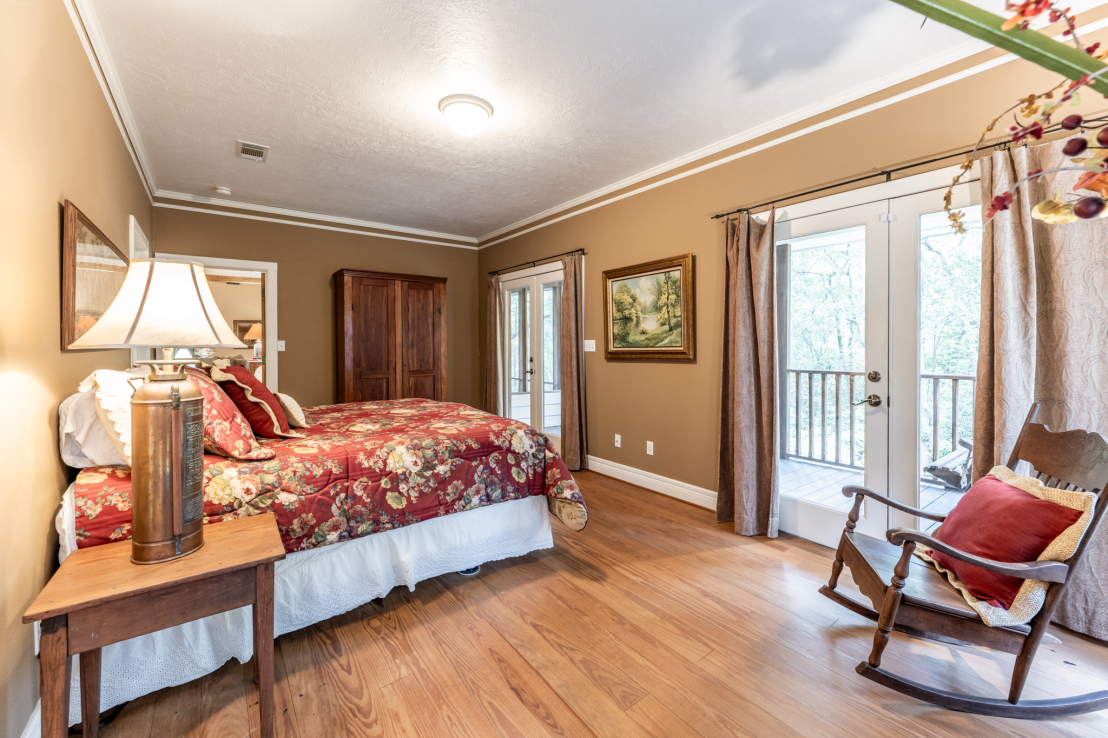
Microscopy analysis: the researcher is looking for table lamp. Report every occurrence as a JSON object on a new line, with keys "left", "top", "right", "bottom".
{"left": 69, "top": 259, "right": 246, "bottom": 564}
{"left": 244, "top": 322, "right": 264, "bottom": 358}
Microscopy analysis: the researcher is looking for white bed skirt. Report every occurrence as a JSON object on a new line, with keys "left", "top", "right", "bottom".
{"left": 54, "top": 487, "right": 553, "bottom": 723}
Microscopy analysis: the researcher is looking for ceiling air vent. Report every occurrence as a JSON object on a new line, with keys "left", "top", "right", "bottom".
{"left": 235, "top": 140, "right": 269, "bottom": 162}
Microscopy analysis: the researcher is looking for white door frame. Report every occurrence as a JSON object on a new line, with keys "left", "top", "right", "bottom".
{"left": 887, "top": 179, "right": 981, "bottom": 529}
{"left": 773, "top": 163, "right": 981, "bottom": 546}
{"left": 499, "top": 262, "right": 565, "bottom": 449}
{"left": 775, "top": 200, "right": 890, "bottom": 547}
{"left": 159, "top": 253, "right": 280, "bottom": 391}
{"left": 128, "top": 216, "right": 152, "bottom": 369}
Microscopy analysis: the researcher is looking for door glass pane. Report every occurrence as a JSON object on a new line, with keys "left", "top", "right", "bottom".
{"left": 779, "top": 225, "right": 867, "bottom": 509}
{"left": 918, "top": 206, "right": 983, "bottom": 530}
{"left": 508, "top": 286, "right": 530, "bottom": 425}
{"left": 542, "top": 282, "right": 562, "bottom": 435}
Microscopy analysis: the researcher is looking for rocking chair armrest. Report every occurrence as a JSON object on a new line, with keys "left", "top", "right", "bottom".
{"left": 841, "top": 486, "right": 948, "bottom": 523}
{"left": 886, "top": 528, "right": 1071, "bottom": 583}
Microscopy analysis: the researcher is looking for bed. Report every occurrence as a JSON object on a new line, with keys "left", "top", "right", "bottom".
{"left": 56, "top": 396, "right": 587, "bottom": 722}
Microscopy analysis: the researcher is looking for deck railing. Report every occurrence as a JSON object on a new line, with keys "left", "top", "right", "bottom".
{"left": 921, "top": 373, "right": 975, "bottom": 461}
{"left": 784, "top": 369, "right": 866, "bottom": 470}
{"left": 784, "top": 369, "right": 976, "bottom": 471}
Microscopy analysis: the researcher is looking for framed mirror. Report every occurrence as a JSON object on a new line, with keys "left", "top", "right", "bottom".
{"left": 62, "top": 200, "right": 128, "bottom": 351}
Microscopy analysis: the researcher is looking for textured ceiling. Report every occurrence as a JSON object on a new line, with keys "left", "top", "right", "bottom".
{"left": 85, "top": 0, "right": 1090, "bottom": 239}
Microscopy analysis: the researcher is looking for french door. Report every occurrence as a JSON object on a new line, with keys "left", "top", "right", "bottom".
{"left": 775, "top": 176, "right": 980, "bottom": 548}
{"left": 501, "top": 264, "right": 564, "bottom": 452}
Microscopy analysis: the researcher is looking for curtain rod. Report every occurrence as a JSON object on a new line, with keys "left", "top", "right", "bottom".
{"left": 710, "top": 114, "right": 1108, "bottom": 221}
{"left": 488, "top": 248, "right": 586, "bottom": 276}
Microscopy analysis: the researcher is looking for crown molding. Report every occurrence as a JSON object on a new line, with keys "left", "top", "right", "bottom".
{"left": 155, "top": 190, "right": 477, "bottom": 244}
{"left": 66, "top": 0, "right": 156, "bottom": 203}
{"left": 154, "top": 201, "right": 478, "bottom": 250}
{"left": 477, "top": 11, "right": 1108, "bottom": 248}
{"left": 69, "top": 0, "right": 1108, "bottom": 249}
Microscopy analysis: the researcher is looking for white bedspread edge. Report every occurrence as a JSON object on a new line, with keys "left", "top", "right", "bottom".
{"left": 53, "top": 485, "right": 553, "bottom": 723}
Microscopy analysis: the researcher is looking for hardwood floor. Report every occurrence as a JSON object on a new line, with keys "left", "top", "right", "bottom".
{"left": 101, "top": 471, "right": 1108, "bottom": 738}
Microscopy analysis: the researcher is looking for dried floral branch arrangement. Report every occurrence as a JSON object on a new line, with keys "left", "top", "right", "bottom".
{"left": 945, "top": 2, "right": 1108, "bottom": 232}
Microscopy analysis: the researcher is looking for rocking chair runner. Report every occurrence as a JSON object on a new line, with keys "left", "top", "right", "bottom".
{"left": 819, "top": 404, "right": 1108, "bottom": 719}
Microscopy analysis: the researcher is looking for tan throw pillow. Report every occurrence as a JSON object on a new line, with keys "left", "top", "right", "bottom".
{"left": 276, "top": 393, "right": 311, "bottom": 428}
{"left": 78, "top": 369, "right": 147, "bottom": 466}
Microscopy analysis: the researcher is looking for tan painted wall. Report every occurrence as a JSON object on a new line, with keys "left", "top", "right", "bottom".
{"left": 0, "top": 2, "right": 153, "bottom": 735}
{"left": 152, "top": 209, "right": 480, "bottom": 409}
{"left": 477, "top": 30, "right": 1108, "bottom": 493}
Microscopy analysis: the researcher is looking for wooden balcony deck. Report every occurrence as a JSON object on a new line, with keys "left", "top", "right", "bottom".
{"left": 779, "top": 457, "right": 960, "bottom": 533}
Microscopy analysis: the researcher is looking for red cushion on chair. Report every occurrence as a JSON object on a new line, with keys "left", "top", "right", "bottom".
{"left": 930, "top": 473, "right": 1082, "bottom": 610}
{"left": 212, "top": 365, "right": 293, "bottom": 438}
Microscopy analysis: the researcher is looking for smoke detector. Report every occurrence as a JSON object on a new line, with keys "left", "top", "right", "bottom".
{"left": 235, "top": 140, "right": 269, "bottom": 162}
{"left": 214, "top": 186, "right": 232, "bottom": 196}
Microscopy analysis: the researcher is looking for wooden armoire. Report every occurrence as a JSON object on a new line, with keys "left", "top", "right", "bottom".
{"left": 334, "top": 269, "right": 447, "bottom": 403}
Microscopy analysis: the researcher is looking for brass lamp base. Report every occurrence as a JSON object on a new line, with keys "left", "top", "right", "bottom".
{"left": 131, "top": 530, "right": 204, "bottom": 565}
{"left": 130, "top": 352, "right": 206, "bottom": 565}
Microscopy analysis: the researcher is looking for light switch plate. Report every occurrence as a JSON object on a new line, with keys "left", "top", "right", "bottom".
{"left": 277, "top": 340, "right": 286, "bottom": 351}
{"left": 583, "top": 339, "right": 595, "bottom": 352}
{"left": 647, "top": 441, "right": 654, "bottom": 456}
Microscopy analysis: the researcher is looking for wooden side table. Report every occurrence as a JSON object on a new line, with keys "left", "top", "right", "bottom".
{"left": 24, "top": 514, "right": 285, "bottom": 738}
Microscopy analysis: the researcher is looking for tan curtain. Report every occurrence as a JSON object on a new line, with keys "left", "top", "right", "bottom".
{"left": 560, "top": 253, "right": 588, "bottom": 471}
{"left": 718, "top": 211, "right": 778, "bottom": 536}
{"left": 484, "top": 274, "right": 503, "bottom": 416}
{"left": 977, "top": 141, "right": 1108, "bottom": 640}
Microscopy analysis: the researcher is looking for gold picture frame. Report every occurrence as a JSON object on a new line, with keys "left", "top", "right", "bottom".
{"left": 602, "top": 253, "right": 695, "bottom": 361}
{"left": 61, "top": 200, "right": 129, "bottom": 351}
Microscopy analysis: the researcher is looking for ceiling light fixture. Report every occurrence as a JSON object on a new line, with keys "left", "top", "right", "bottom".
{"left": 438, "top": 94, "right": 494, "bottom": 136}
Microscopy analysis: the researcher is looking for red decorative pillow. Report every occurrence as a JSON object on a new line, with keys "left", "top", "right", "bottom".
{"left": 184, "top": 367, "right": 275, "bottom": 460}
{"left": 930, "top": 472, "right": 1083, "bottom": 610}
{"left": 210, "top": 365, "right": 298, "bottom": 439}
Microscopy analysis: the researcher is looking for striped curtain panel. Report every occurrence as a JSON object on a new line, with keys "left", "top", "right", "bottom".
{"left": 484, "top": 274, "right": 503, "bottom": 416}
{"left": 560, "top": 253, "right": 588, "bottom": 471}
{"left": 718, "top": 210, "right": 779, "bottom": 536}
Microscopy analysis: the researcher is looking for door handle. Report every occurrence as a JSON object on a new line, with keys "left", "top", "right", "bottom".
{"left": 524, "top": 369, "right": 534, "bottom": 375}
{"left": 853, "top": 394, "right": 882, "bottom": 407}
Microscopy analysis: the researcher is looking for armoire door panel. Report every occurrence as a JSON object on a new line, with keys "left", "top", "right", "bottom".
{"left": 403, "top": 283, "right": 436, "bottom": 372}
{"left": 406, "top": 374, "right": 437, "bottom": 400}
{"left": 353, "top": 278, "right": 394, "bottom": 374}
{"left": 356, "top": 376, "right": 393, "bottom": 402}
{"left": 352, "top": 278, "right": 395, "bottom": 401}
{"left": 401, "top": 281, "right": 443, "bottom": 400}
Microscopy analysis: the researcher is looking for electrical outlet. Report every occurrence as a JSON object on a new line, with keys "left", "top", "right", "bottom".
{"left": 614, "top": 434, "right": 621, "bottom": 448}
{"left": 647, "top": 441, "right": 654, "bottom": 456}
{"left": 277, "top": 340, "right": 286, "bottom": 351}
{"left": 583, "top": 339, "right": 596, "bottom": 352}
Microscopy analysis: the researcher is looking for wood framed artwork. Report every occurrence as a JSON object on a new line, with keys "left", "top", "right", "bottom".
{"left": 61, "top": 200, "right": 129, "bottom": 351}
{"left": 602, "top": 253, "right": 695, "bottom": 361}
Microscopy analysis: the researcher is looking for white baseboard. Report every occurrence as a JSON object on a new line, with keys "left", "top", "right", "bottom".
{"left": 20, "top": 700, "right": 40, "bottom": 738}
{"left": 586, "top": 455, "right": 717, "bottom": 510}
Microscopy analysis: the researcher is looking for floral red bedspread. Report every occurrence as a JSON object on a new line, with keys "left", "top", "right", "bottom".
{"left": 73, "top": 399, "right": 587, "bottom": 553}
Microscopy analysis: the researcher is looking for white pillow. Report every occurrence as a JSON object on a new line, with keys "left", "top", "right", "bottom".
{"left": 78, "top": 369, "right": 147, "bottom": 466}
{"left": 58, "top": 392, "right": 126, "bottom": 468}
{"left": 276, "top": 392, "right": 311, "bottom": 428}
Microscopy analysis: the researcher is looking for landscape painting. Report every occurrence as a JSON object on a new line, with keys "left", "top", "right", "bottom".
{"left": 603, "top": 253, "right": 695, "bottom": 361}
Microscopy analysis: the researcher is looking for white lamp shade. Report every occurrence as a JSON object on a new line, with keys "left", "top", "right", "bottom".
{"left": 68, "top": 259, "right": 247, "bottom": 349}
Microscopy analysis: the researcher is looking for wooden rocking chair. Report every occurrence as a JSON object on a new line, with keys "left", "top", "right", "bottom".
{"left": 819, "top": 404, "right": 1108, "bottom": 718}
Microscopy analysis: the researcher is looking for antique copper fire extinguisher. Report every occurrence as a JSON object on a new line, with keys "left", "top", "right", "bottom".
{"left": 129, "top": 356, "right": 206, "bottom": 564}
